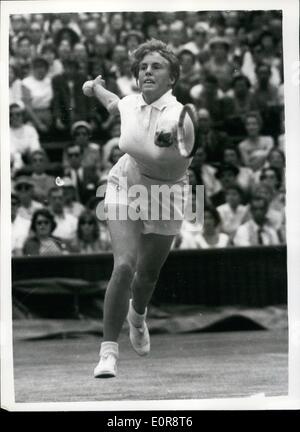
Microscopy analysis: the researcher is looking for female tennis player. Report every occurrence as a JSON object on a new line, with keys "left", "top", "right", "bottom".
{"left": 83, "top": 39, "right": 195, "bottom": 378}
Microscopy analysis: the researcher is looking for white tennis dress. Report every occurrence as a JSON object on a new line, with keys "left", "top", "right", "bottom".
{"left": 104, "top": 90, "right": 194, "bottom": 235}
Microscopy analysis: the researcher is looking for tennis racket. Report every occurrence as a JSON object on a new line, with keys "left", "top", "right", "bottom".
{"left": 177, "top": 103, "right": 200, "bottom": 158}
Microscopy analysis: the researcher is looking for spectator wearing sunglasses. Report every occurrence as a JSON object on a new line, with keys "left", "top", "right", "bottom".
{"left": 70, "top": 210, "right": 111, "bottom": 254}
{"left": 23, "top": 208, "right": 70, "bottom": 256}
{"left": 14, "top": 175, "right": 43, "bottom": 221}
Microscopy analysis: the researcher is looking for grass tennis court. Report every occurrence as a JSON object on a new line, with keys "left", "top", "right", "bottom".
{"left": 13, "top": 330, "right": 288, "bottom": 403}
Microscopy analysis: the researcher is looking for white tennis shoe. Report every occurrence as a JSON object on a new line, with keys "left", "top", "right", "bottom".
{"left": 127, "top": 300, "right": 150, "bottom": 356}
{"left": 94, "top": 342, "right": 118, "bottom": 378}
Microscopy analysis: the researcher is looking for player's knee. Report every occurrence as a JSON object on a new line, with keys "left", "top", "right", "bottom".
{"left": 113, "top": 260, "right": 135, "bottom": 280}
{"left": 136, "top": 268, "right": 159, "bottom": 285}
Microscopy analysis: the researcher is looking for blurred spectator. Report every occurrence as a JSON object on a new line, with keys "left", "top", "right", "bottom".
{"left": 29, "top": 21, "right": 45, "bottom": 56}
{"left": 210, "top": 162, "right": 240, "bottom": 207}
{"left": 11, "top": 35, "right": 32, "bottom": 79}
{"left": 259, "top": 167, "right": 285, "bottom": 214}
{"left": 123, "top": 30, "right": 144, "bottom": 53}
{"left": 73, "top": 42, "right": 89, "bottom": 77}
{"left": 61, "top": 177, "right": 85, "bottom": 218}
{"left": 217, "top": 184, "right": 248, "bottom": 240}
{"left": 28, "top": 149, "right": 56, "bottom": 203}
{"left": 190, "top": 147, "right": 222, "bottom": 199}
{"left": 14, "top": 176, "right": 43, "bottom": 220}
{"left": 11, "top": 190, "right": 31, "bottom": 256}
{"left": 102, "top": 120, "right": 121, "bottom": 169}
{"left": 10, "top": 102, "right": 41, "bottom": 173}
{"left": 47, "top": 186, "right": 78, "bottom": 241}
{"left": 238, "top": 111, "right": 274, "bottom": 172}
{"left": 223, "top": 73, "right": 258, "bottom": 141}
{"left": 196, "top": 108, "right": 231, "bottom": 163}
{"left": 23, "top": 208, "right": 71, "bottom": 256}
{"left": 168, "top": 21, "right": 186, "bottom": 55}
{"left": 41, "top": 43, "right": 64, "bottom": 78}
{"left": 190, "top": 74, "right": 233, "bottom": 130}
{"left": 82, "top": 20, "right": 100, "bottom": 59}
{"left": 249, "top": 183, "right": 284, "bottom": 232}
{"left": 52, "top": 59, "right": 92, "bottom": 134}
{"left": 222, "top": 145, "right": 255, "bottom": 196}
{"left": 173, "top": 49, "right": 201, "bottom": 105}
{"left": 64, "top": 143, "right": 99, "bottom": 205}
{"left": 233, "top": 195, "right": 280, "bottom": 246}
{"left": 22, "top": 57, "right": 54, "bottom": 134}
{"left": 70, "top": 210, "right": 111, "bottom": 253}
{"left": 203, "top": 36, "right": 235, "bottom": 94}
{"left": 182, "top": 22, "right": 210, "bottom": 63}
{"left": 179, "top": 206, "right": 230, "bottom": 249}
{"left": 252, "top": 63, "right": 280, "bottom": 111}
{"left": 9, "top": 63, "right": 31, "bottom": 105}
{"left": 103, "top": 12, "right": 127, "bottom": 46}
{"left": 116, "top": 56, "right": 139, "bottom": 97}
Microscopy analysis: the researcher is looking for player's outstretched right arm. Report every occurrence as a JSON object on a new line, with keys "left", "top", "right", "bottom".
{"left": 82, "top": 75, "right": 120, "bottom": 115}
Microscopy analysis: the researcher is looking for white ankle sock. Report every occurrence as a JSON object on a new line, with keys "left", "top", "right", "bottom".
{"left": 129, "top": 299, "right": 147, "bottom": 327}
{"left": 100, "top": 341, "right": 119, "bottom": 358}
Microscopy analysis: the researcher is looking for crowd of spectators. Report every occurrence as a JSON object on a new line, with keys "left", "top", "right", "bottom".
{"left": 9, "top": 11, "right": 286, "bottom": 256}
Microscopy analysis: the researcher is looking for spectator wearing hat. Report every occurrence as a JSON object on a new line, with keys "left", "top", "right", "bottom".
{"left": 210, "top": 162, "right": 240, "bottom": 208}
{"left": 22, "top": 57, "right": 54, "bottom": 134}
{"left": 217, "top": 184, "right": 248, "bottom": 240}
{"left": 29, "top": 149, "right": 56, "bottom": 204}
{"left": 52, "top": 58, "right": 92, "bottom": 134}
{"left": 14, "top": 175, "right": 43, "bottom": 221}
{"left": 64, "top": 143, "right": 100, "bottom": 205}
{"left": 47, "top": 186, "right": 78, "bottom": 242}
{"left": 23, "top": 208, "right": 71, "bottom": 256}
{"left": 10, "top": 102, "right": 41, "bottom": 173}
{"left": 238, "top": 111, "right": 274, "bottom": 172}
{"left": 233, "top": 195, "right": 280, "bottom": 246}
{"left": 203, "top": 36, "right": 235, "bottom": 94}
{"left": 11, "top": 190, "right": 31, "bottom": 256}
{"left": 61, "top": 177, "right": 85, "bottom": 218}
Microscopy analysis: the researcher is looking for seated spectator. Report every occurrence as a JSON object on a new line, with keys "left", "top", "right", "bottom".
{"left": 85, "top": 196, "right": 112, "bottom": 251}
{"left": 167, "top": 20, "right": 186, "bottom": 55}
{"left": 14, "top": 175, "right": 43, "bottom": 220}
{"left": 238, "top": 111, "right": 274, "bottom": 172}
{"left": 101, "top": 144, "right": 125, "bottom": 181}
{"left": 222, "top": 145, "right": 255, "bottom": 196}
{"left": 22, "top": 57, "right": 54, "bottom": 134}
{"left": 190, "top": 147, "right": 222, "bottom": 199}
{"left": 196, "top": 108, "right": 231, "bottom": 163}
{"left": 233, "top": 195, "right": 280, "bottom": 246}
{"left": 70, "top": 210, "right": 111, "bottom": 254}
{"left": 210, "top": 163, "right": 240, "bottom": 207}
{"left": 61, "top": 177, "right": 85, "bottom": 218}
{"left": 23, "top": 208, "right": 71, "bottom": 256}
{"left": 29, "top": 21, "right": 45, "bottom": 56}
{"left": 174, "top": 49, "right": 202, "bottom": 105}
{"left": 30, "top": 149, "right": 56, "bottom": 204}
{"left": 190, "top": 74, "right": 233, "bottom": 130}
{"left": 217, "top": 184, "right": 248, "bottom": 240}
{"left": 73, "top": 42, "right": 89, "bottom": 77}
{"left": 116, "top": 56, "right": 139, "bottom": 97}
{"left": 102, "top": 121, "right": 121, "bottom": 169}
{"left": 265, "top": 148, "right": 285, "bottom": 181}
{"left": 123, "top": 30, "right": 144, "bottom": 53}
{"left": 64, "top": 143, "right": 99, "bottom": 205}
{"left": 223, "top": 73, "right": 258, "bottom": 141}
{"left": 179, "top": 206, "right": 230, "bottom": 249}
{"left": 203, "top": 36, "right": 235, "bottom": 94}
{"left": 40, "top": 43, "right": 64, "bottom": 78}
{"left": 259, "top": 167, "right": 285, "bottom": 214}
{"left": 52, "top": 58, "right": 92, "bottom": 135}
{"left": 47, "top": 186, "right": 78, "bottom": 241}
{"left": 11, "top": 190, "right": 31, "bottom": 256}
{"left": 9, "top": 63, "right": 31, "bottom": 106}
{"left": 10, "top": 102, "right": 41, "bottom": 173}
{"left": 67, "top": 121, "right": 102, "bottom": 175}
{"left": 10, "top": 35, "right": 32, "bottom": 79}
{"left": 182, "top": 22, "right": 210, "bottom": 63}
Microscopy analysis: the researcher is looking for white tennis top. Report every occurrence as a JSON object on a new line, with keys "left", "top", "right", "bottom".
{"left": 118, "top": 90, "right": 193, "bottom": 182}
